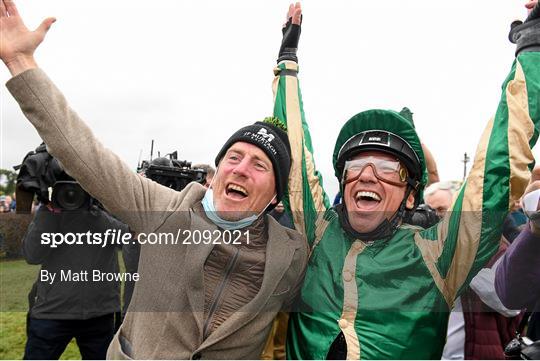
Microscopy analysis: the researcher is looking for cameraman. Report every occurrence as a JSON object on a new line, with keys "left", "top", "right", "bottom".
{"left": 21, "top": 166, "right": 129, "bottom": 359}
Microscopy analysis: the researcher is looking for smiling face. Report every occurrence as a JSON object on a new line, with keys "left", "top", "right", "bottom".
{"left": 343, "top": 150, "right": 415, "bottom": 233}
{"left": 212, "top": 142, "right": 277, "bottom": 220}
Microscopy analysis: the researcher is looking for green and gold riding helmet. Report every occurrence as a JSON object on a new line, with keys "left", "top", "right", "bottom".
{"left": 333, "top": 109, "right": 427, "bottom": 208}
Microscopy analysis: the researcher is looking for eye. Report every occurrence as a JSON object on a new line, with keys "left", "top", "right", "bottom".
{"left": 227, "top": 154, "right": 241, "bottom": 162}
{"left": 255, "top": 162, "right": 268, "bottom": 171}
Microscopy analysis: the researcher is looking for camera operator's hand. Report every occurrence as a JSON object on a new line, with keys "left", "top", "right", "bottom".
{"left": 0, "top": 0, "right": 55, "bottom": 76}
{"left": 277, "top": 2, "right": 302, "bottom": 63}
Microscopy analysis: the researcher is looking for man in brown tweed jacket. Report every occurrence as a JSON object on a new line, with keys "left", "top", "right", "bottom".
{"left": 0, "top": 1, "right": 307, "bottom": 359}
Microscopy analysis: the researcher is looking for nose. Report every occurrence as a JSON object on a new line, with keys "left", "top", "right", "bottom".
{"left": 232, "top": 158, "right": 250, "bottom": 177}
{"left": 357, "top": 164, "right": 378, "bottom": 183}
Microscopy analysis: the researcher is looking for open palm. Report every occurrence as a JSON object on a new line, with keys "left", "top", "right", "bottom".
{"left": 0, "top": 0, "right": 55, "bottom": 67}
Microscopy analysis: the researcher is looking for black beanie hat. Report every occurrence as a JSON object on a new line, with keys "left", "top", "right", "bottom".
{"left": 215, "top": 121, "right": 291, "bottom": 203}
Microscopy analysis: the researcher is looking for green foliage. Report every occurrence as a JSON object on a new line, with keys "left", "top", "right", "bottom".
{"left": 262, "top": 116, "right": 287, "bottom": 132}
{"left": 0, "top": 169, "right": 17, "bottom": 196}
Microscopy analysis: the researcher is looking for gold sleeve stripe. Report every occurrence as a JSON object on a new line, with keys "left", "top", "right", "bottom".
{"left": 284, "top": 64, "right": 307, "bottom": 235}
{"left": 304, "top": 144, "right": 328, "bottom": 213}
{"left": 414, "top": 229, "right": 452, "bottom": 307}
{"left": 507, "top": 60, "right": 534, "bottom": 209}
{"left": 309, "top": 213, "right": 331, "bottom": 257}
{"left": 339, "top": 241, "right": 366, "bottom": 360}
{"left": 442, "top": 116, "right": 493, "bottom": 301}
{"left": 415, "top": 116, "right": 494, "bottom": 306}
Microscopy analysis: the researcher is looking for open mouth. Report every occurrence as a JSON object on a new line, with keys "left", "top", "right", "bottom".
{"left": 226, "top": 183, "right": 248, "bottom": 200}
{"left": 354, "top": 191, "right": 381, "bottom": 210}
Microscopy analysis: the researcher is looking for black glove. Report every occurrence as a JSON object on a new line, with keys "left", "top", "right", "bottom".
{"left": 278, "top": 16, "right": 302, "bottom": 63}
{"left": 509, "top": 2, "right": 540, "bottom": 56}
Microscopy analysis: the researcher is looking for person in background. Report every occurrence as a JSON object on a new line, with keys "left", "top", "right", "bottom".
{"left": 0, "top": 195, "right": 6, "bottom": 213}
{"left": 22, "top": 201, "right": 128, "bottom": 360}
{"left": 502, "top": 199, "right": 528, "bottom": 242}
{"left": 269, "top": 201, "right": 294, "bottom": 230}
{"left": 496, "top": 164, "right": 540, "bottom": 341}
{"left": 424, "top": 181, "right": 461, "bottom": 218}
{"left": 9, "top": 193, "right": 16, "bottom": 212}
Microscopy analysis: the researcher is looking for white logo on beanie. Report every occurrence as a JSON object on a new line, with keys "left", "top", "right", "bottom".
{"left": 257, "top": 128, "right": 275, "bottom": 142}
{"left": 242, "top": 129, "right": 278, "bottom": 156}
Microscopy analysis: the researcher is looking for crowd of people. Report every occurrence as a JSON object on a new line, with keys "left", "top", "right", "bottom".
{"left": 0, "top": 193, "right": 16, "bottom": 212}
{"left": 1, "top": 0, "right": 539, "bottom": 359}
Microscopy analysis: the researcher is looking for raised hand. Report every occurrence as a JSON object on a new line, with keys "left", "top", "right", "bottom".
{"left": 0, "top": 0, "right": 55, "bottom": 75}
{"left": 509, "top": 0, "right": 540, "bottom": 55}
{"left": 284, "top": 3, "right": 302, "bottom": 27}
{"left": 526, "top": 0, "right": 539, "bottom": 15}
{"left": 278, "top": 2, "right": 302, "bottom": 63}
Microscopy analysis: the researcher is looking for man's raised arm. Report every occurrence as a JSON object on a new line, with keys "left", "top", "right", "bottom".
{"left": 0, "top": 0, "right": 181, "bottom": 233}
{"left": 416, "top": 1, "right": 540, "bottom": 306}
{"left": 272, "top": 3, "right": 330, "bottom": 245}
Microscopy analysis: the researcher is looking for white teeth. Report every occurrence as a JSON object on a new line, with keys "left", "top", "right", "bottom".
{"left": 355, "top": 191, "right": 381, "bottom": 201}
{"left": 228, "top": 184, "right": 248, "bottom": 196}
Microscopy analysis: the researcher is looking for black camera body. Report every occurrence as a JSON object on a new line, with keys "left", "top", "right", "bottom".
{"left": 404, "top": 204, "right": 440, "bottom": 229}
{"left": 138, "top": 151, "right": 206, "bottom": 192}
{"left": 15, "top": 144, "right": 93, "bottom": 212}
{"left": 505, "top": 335, "right": 540, "bottom": 360}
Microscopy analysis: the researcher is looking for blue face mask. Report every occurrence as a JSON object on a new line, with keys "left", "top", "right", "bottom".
{"left": 201, "top": 188, "right": 275, "bottom": 230}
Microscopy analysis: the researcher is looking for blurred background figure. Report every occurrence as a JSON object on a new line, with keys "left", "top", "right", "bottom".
{"left": 502, "top": 198, "right": 528, "bottom": 243}
{"left": 269, "top": 202, "right": 294, "bottom": 230}
{"left": 424, "top": 181, "right": 461, "bottom": 218}
{"left": 496, "top": 164, "right": 540, "bottom": 350}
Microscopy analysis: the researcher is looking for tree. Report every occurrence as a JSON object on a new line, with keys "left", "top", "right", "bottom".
{"left": 0, "top": 168, "right": 17, "bottom": 196}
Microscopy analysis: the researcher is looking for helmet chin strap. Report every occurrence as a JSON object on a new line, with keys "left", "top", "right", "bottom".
{"left": 337, "top": 185, "right": 414, "bottom": 241}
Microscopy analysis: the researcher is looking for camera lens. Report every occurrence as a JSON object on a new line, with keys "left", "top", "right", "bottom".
{"left": 52, "top": 181, "right": 89, "bottom": 210}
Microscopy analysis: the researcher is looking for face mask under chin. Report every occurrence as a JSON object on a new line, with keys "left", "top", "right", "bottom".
{"left": 201, "top": 187, "right": 277, "bottom": 230}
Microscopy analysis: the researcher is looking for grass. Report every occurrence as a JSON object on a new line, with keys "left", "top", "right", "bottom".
{"left": 0, "top": 256, "right": 125, "bottom": 360}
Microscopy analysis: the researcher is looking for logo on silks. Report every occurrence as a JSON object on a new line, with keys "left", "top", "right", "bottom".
{"left": 242, "top": 128, "right": 278, "bottom": 155}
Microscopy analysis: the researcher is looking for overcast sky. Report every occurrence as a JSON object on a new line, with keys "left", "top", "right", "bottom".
{"left": 1, "top": 0, "right": 537, "bottom": 198}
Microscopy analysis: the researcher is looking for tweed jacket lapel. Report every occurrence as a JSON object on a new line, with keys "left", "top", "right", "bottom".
{"left": 197, "top": 216, "right": 297, "bottom": 350}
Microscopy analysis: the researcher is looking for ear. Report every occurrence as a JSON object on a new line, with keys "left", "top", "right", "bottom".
{"left": 405, "top": 191, "right": 416, "bottom": 210}
{"left": 271, "top": 195, "right": 278, "bottom": 205}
